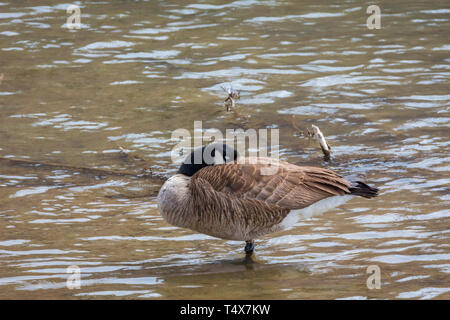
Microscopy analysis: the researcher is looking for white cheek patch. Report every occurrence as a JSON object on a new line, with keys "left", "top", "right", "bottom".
{"left": 213, "top": 151, "right": 225, "bottom": 165}
{"left": 279, "top": 195, "right": 354, "bottom": 230}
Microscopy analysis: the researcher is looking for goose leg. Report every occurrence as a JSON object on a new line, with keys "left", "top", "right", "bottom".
{"left": 244, "top": 240, "right": 255, "bottom": 255}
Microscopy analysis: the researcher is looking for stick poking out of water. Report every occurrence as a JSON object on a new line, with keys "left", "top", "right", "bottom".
{"left": 222, "top": 86, "right": 240, "bottom": 112}
{"left": 311, "top": 125, "right": 331, "bottom": 160}
{"left": 291, "top": 116, "right": 331, "bottom": 160}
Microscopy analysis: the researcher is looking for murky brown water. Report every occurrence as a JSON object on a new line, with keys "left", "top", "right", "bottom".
{"left": 0, "top": 0, "right": 449, "bottom": 300}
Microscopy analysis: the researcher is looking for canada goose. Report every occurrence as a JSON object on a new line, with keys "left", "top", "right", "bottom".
{"left": 157, "top": 143, "right": 378, "bottom": 255}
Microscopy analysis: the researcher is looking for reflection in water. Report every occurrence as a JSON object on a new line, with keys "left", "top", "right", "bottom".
{"left": 0, "top": 0, "right": 449, "bottom": 299}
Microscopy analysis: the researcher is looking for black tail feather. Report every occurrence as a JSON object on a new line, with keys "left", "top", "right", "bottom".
{"left": 349, "top": 181, "right": 378, "bottom": 199}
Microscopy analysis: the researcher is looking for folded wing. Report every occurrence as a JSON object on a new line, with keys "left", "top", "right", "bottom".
{"left": 191, "top": 158, "right": 351, "bottom": 210}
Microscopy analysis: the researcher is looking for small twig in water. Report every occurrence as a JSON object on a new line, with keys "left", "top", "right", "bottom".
{"left": 119, "top": 146, "right": 147, "bottom": 163}
{"left": 291, "top": 116, "right": 314, "bottom": 138}
{"left": 291, "top": 117, "right": 331, "bottom": 160}
{"left": 222, "top": 86, "right": 240, "bottom": 112}
{"left": 118, "top": 145, "right": 166, "bottom": 179}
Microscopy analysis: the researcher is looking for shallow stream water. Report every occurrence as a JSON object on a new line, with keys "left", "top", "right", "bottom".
{"left": 0, "top": 0, "right": 449, "bottom": 299}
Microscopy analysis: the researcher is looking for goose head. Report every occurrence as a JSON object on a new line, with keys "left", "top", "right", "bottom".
{"left": 178, "top": 143, "right": 238, "bottom": 177}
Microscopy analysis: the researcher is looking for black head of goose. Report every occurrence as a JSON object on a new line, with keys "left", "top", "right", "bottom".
{"left": 157, "top": 143, "right": 378, "bottom": 255}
